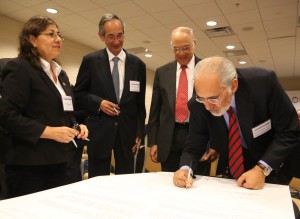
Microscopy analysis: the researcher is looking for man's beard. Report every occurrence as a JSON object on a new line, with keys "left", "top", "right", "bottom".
{"left": 209, "top": 89, "right": 232, "bottom": 117}
{"left": 210, "top": 104, "right": 230, "bottom": 116}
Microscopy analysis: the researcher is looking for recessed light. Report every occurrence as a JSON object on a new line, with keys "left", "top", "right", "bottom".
{"left": 206, "top": 21, "right": 217, "bottom": 26}
{"left": 145, "top": 53, "right": 152, "bottom": 58}
{"left": 239, "top": 61, "right": 246, "bottom": 64}
{"left": 226, "top": 45, "right": 235, "bottom": 50}
{"left": 46, "top": 8, "right": 58, "bottom": 14}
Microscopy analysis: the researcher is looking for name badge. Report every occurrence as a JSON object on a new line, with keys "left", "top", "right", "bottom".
{"left": 252, "top": 119, "right": 271, "bottom": 138}
{"left": 130, "top": 81, "right": 140, "bottom": 92}
{"left": 62, "top": 96, "right": 74, "bottom": 111}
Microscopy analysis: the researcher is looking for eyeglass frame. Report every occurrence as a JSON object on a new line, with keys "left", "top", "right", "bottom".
{"left": 172, "top": 45, "right": 191, "bottom": 53}
{"left": 105, "top": 33, "right": 125, "bottom": 41}
{"left": 195, "top": 87, "right": 227, "bottom": 104}
{"left": 41, "top": 32, "right": 64, "bottom": 41}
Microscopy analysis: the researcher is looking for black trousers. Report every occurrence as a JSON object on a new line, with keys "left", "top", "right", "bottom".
{"left": 88, "top": 133, "right": 134, "bottom": 178}
{"left": 162, "top": 123, "right": 210, "bottom": 175}
{"left": 65, "top": 145, "right": 84, "bottom": 184}
{"left": 5, "top": 163, "right": 67, "bottom": 198}
{"left": 161, "top": 123, "right": 189, "bottom": 172}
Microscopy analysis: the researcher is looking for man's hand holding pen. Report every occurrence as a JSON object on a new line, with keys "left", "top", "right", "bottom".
{"left": 173, "top": 168, "right": 193, "bottom": 188}
{"left": 100, "top": 100, "right": 120, "bottom": 116}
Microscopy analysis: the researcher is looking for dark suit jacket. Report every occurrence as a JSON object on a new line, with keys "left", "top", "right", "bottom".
{"left": 147, "top": 56, "right": 200, "bottom": 163}
{"left": 0, "top": 58, "right": 75, "bottom": 165}
{"left": 180, "top": 67, "right": 300, "bottom": 177}
{"left": 73, "top": 49, "right": 146, "bottom": 159}
{"left": 0, "top": 58, "right": 14, "bottom": 164}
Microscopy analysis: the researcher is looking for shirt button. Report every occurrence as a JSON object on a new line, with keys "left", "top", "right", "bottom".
{"left": 115, "top": 122, "right": 118, "bottom": 126}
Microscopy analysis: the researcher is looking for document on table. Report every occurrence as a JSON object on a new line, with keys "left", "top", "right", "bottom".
{"left": 0, "top": 172, "right": 294, "bottom": 219}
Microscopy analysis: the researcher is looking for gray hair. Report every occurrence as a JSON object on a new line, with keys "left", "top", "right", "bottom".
{"left": 98, "top": 13, "right": 125, "bottom": 36}
{"left": 170, "top": 26, "right": 196, "bottom": 46}
{"left": 194, "top": 56, "right": 237, "bottom": 87}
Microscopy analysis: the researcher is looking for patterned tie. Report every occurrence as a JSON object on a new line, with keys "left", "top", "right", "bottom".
{"left": 227, "top": 107, "right": 244, "bottom": 179}
{"left": 175, "top": 65, "right": 188, "bottom": 123}
{"left": 112, "top": 57, "right": 120, "bottom": 102}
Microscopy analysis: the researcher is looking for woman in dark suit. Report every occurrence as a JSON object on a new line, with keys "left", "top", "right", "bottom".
{"left": 0, "top": 15, "right": 88, "bottom": 198}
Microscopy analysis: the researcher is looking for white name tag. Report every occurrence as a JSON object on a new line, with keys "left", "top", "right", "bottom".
{"left": 252, "top": 119, "right": 271, "bottom": 138}
{"left": 62, "top": 96, "right": 74, "bottom": 111}
{"left": 130, "top": 81, "right": 140, "bottom": 92}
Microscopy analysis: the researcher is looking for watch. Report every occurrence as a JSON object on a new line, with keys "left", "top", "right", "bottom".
{"left": 257, "top": 163, "right": 271, "bottom": 176}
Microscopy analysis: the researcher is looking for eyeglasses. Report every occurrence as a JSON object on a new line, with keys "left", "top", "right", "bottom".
{"left": 105, "top": 33, "right": 125, "bottom": 41}
{"left": 196, "top": 88, "right": 226, "bottom": 104}
{"left": 41, "top": 32, "right": 64, "bottom": 41}
{"left": 173, "top": 45, "right": 191, "bottom": 53}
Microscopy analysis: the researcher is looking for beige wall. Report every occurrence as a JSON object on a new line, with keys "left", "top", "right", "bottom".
{"left": 0, "top": 14, "right": 155, "bottom": 121}
{"left": 4, "top": 15, "right": 300, "bottom": 173}
{"left": 0, "top": 14, "right": 159, "bottom": 171}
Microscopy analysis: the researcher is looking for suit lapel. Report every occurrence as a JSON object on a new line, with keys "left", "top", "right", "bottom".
{"left": 120, "top": 53, "right": 133, "bottom": 103}
{"left": 192, "top": 56, "right": 201, "bottom": 96}
{"left": 98, "top": 50, "right": 118, "bottom": 103}
{"left": 235, "top": 76, "right": 254, "bottom": 148}
{"left": 167, "top": 62, "right": 177, "bottom": 115}
{"left": 58, "top": 71, "right": 72, "bottom": 96}
{"left": 39, "top": 69, "right": 62, "bottom": 101}
{"left": 211, "top": 115, "right": 229, "bottom": 155}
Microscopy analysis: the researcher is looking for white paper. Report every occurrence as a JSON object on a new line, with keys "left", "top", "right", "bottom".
{"left": 0, "top": 172, "right": 294, "bottom": 219}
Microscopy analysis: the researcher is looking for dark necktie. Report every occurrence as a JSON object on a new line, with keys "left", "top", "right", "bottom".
{"left": 227, "top": 107, "right": 244, "bottom": 179}
{"left": 112, "top": 57, "right": 120, "bottom": 102}
{"left": 175, "top": 65, "right": 188, "bottom": 123}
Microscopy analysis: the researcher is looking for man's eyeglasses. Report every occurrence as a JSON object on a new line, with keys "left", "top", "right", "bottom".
{"left": 105, "top": 33, "right": 125, "bottom": 41}
{"left": 41, "top": 32, "right": 64, "bottom": 41}
{"left": 173, "top": 45, "right": 191, "bottom": 53}
{"left": 196, "top": 88, "right": 226, "bottom": 104}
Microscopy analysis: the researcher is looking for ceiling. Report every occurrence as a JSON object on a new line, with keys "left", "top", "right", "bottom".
{"left": 0, "top": 0, "right": 300, "bottom": 78}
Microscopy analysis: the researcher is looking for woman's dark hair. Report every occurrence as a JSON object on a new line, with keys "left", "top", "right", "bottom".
{"left": 18, "top": 15, "right": 59, "bottom": 69}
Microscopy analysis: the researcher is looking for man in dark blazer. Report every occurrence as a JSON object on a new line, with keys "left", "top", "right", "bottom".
{"left": 147, "top": 27, "right": 209, "bottom": 174}
{"left": 173, "top": 56, "right": 300, "bottom": 190}
{"left": 74, "top": 14, "right": 146, "bottom": 177}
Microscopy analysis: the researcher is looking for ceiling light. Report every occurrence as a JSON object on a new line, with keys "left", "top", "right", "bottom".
{"left": 226, "top": 45, "right": 235, "bottom": 50}
{"left": 239, "top": 61, "right": 246, "bottom": 64}
{"left": 206, "top": 21, "right": 217, "bottom": 26}
{"left": 145, "top": 49, "right": 152, "bottom": 58}
{"left": 46, "top": 8, "right": 58, "bottom": 14}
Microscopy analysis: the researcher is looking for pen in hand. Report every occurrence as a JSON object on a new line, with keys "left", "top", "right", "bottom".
{"left": 73, "top": 123, "right": 90, "bottom": 141}
{"left": 72, "top": 139, "right": 78, "bottom": 148}
{"left": 113, "top": 107, "right": 120, "bottom": 115}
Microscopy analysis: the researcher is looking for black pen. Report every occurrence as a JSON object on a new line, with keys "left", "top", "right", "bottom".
{"left": 73, "top": 123, "right": 90, "bottom": 141}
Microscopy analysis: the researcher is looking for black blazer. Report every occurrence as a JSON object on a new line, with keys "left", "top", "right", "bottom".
{"left": 180, "top": 67, "right": 300, "bottom": 177}
{"left": 0, "top": 58, "right": 75, "bottom": 165}
{"left": 73, "top": 49, "right": 146, "bottom": 159}
{"left": 147, "top": 56, "right": 200, "bottom": 163}
{"left": 0, "top": 58, "right": 14, "bottom": 164}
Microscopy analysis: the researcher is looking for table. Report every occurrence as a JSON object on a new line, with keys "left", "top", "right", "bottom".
{"left": 0, "top": 172, "right": 294, "bottom": 218}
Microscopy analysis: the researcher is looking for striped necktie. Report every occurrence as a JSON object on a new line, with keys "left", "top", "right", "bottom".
{"left": 227, "top": 107, "right": 244, "bottom": 179}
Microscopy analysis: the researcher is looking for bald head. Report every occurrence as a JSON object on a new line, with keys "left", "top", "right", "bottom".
{"left": 170, "top": 27, "right": 196, "bottom": 65}
{"left": 195, "top": 56, "right": 237, "bottom": 88}
{"left": 171, "top": 27, "right": 195, "bottom": 44}
{"left": 194, "top": 56, "right": 238, "bottom": 116}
